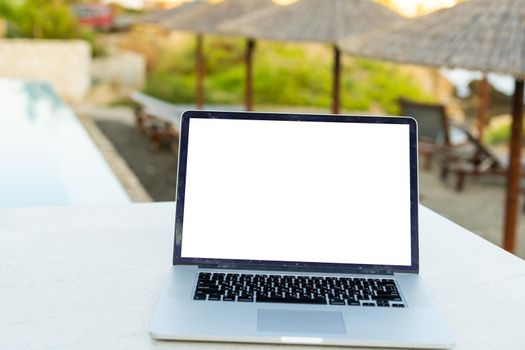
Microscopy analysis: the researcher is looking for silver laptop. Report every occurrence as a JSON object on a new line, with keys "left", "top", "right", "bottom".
{"left": 150, "top": 111, "right": 455, "bottom": 349}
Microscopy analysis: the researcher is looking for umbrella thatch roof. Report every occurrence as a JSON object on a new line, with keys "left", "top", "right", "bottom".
{"left": 217, "top": 0, "right": 404, "bottom": 43}
{"left": 161, "top": 0, "right": 278, "bottom": 34}
{"left": 141, "top": 1, "right": 207, "bottom": 23}
{"left": 339, "top": 0, "right": 525, "bottom": 79}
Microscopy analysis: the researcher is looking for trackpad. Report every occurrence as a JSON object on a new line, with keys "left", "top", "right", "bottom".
{"left": 257, "top": 309, "right": 346, "bottom": 334}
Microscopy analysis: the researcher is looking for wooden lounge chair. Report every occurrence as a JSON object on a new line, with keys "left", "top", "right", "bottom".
{"left": 442, "top": 126, "right": 525, "bottom": 192}
{"left": 129, "top": 92, "right": 244, "bottom": 152}
{"left": 399, "top": 98, "right": 525, "bottom": 210}
{"left": 129, "top": 91, "right": 184, "bottom": 152}
{"left": 398, "top": 98, "right": 453, "bottom": 170}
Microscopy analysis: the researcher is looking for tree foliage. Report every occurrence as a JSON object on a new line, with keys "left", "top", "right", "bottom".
{"left": 1, "top": 0, "right": 106, "bottom": 56}
{"left": 4, "top": 0, "right": 78, "bottom": 39}
{"left": 144, "top": 36, "right": 433, "bottom": 114}
{"left": 0, "top": 0, "right": 17, "bottom": 20}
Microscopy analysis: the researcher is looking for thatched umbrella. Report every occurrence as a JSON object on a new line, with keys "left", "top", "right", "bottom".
{"left": 218, "top": 0, "right": 403, "bottom": 113}
{"left": 339, "top": 0, "right": 525, "bottom": 253}
{"left": 159, "top": 0, "right": 277, "bottom": 110}
{"left": 141, "top": 1, "right": 209, "bottom": 108}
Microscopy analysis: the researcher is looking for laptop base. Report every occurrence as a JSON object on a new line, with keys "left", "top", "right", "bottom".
{"left": 150, "top": 266, "right": 454, "bottom": 349}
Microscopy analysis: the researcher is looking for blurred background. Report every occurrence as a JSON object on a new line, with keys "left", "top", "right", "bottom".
{"left": 1, "top": 0, "right": 524, "bottom": 258}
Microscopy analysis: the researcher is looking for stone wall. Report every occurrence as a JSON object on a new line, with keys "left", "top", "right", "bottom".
{"left": 92, "top": 49, "right": 146, "bottom": 90}
{"left": 0, "top": 39, "right": 91, "bottom": 103}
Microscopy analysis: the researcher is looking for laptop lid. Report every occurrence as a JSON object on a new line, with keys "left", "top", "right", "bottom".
{"left": 173, "top": 111, "right": 419, "bottom": 274}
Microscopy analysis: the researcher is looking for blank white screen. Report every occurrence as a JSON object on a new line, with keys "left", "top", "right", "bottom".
{"left": 181, "top": 118, "right": 412, "bottom": 266}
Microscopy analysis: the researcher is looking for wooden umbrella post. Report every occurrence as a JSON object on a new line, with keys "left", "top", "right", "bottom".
{"left": 331, "top": 45, "right": 341, "bottom": 114}
{"left": 503, "top": 78, "right": 524, "bottom": 253}
{"left": 195, "top": 33, "right": 205, "bottom": 109}
{"left": 477, "top": 74, "right": 490, "bottom": 141}
{"left": 245, "top": 38, "right": 256, "bottom": 111}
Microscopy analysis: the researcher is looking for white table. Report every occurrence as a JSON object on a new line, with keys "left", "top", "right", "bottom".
{"left": 1, "top": 203, "right": 524, "bottom": 349}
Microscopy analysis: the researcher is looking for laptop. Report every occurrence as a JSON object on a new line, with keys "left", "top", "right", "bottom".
{"left": 150, "top": 111, "right": 455, "bottom": 349}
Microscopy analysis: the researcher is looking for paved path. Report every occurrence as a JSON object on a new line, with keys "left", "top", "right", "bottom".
{"left": 75, "top": 105, "right": 152, "bottom": 203}
{"left": 420, "top": 165, "right": 525, "bottom": 259}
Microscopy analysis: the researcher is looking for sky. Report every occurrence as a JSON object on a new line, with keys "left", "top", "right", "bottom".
{"left": 103, "top": 0, "right": 145, "bottom": 10}
{"left": 387, "top": 0, "right": 457, "bottom": 17}
{"left": 107, "top": 0, "right": 459, "bottom": 15}
{"left": 274, "top": 0, "right": 458, "bottom": 17}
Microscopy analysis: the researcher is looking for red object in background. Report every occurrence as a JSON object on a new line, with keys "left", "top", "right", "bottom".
{"left": 74, "top": 4, "right": 113, "bottom": 31}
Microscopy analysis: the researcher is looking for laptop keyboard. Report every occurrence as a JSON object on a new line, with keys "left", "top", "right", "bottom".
{"left": 193, "top": 272, "right": 405, "bottom": 307}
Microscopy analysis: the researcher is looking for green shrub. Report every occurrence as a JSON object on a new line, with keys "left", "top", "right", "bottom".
{"left": 6, "top": 0, "right": 77, "bottom": 39}
{"left": 2, "top": 0, "right": 106, "bottom": 56}
{"left": 485, "top": 121, "right": 525, "bottom": 145}
{"left": 145, "top": 71, "right": 196, "bottom": 103}
{"left": 79, "top": 28, "right": 106, "bottom": 57}
{"left": 144, "top": 36, "right": 433, "bottom": 113}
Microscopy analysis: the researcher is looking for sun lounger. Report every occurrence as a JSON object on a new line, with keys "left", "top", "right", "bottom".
{"left": 129, "top": 91, "right": 185, "bottom": 152}
{"left": 129, "top": 92, "right": 245, "bottom": 152}
{"left": 399, "top": 98, "right": 468, "bottom": 170}
{"left": 442, "top": 125, "right": 525, "bottom": 192}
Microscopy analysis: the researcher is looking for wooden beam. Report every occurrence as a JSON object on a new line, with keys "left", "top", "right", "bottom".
{"left": 477, "top": 74, "right": 490, "bottom": 141}
{"left": 503, "top": 78, "right": 524, "bottom": 253}
{"left": 245, "top": 38, "right": 256, "bottom": 111}
{"left": 195, "top": 33, "right": 205, "bottom": 109}
{"left": 331, "top": 45, "right": 341, "bottom": 114}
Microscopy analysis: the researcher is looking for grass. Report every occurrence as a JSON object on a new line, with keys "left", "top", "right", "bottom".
{"left": 142, "top": 35, "right": 434, "bottom": 115}
{"left": 485, "top": 120, "right": 525, "bottom": 145}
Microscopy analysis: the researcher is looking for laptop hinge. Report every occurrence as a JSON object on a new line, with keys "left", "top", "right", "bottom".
{"left": 196, "top": 263, "right": 396, "bottom": 275}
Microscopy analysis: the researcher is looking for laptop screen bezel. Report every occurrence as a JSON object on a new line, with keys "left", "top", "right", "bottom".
{"left": 173, "top": 110, "right": 419, "bottom": 274}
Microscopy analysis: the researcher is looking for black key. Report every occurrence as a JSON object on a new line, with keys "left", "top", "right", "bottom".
{"left": 238, "top": 297, "right": 253, "bottom": 302}
{"left": 376, "top": 290, "right": 398, "bottom": 295}
{"left": 193, "top": 294, "right": 206, "bottom": 300}
{"left": 348, "top": 301, "right": 360, "bottom": 306}
{"left": 197, "top": 282, "right": 217, "bottom": 288}
{"left": 329, "top": 299, "right": 345, "bottom": 306}
{"left": 257, "top": 295, "right": 327, "bottom": 305}
{"left": 373, "top": 293, "right": 400, "bottom": 301}
{"left": 223, "top": 296, "right": 236, "bottom": 301}
{"left": 207, "top": 295, "right": 221, "bottom": 301}
{"left": 362, "top": 302, "right": 375, "bottom": 307}
{"left": 197, "top": 288, "right": 219, "bottom": 295}
{"left": 392, "top": 303, "right": 405, "bottom": 308}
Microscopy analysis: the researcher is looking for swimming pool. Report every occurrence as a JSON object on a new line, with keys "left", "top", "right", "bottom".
{"left": 0, "top": 79, "right": 130, "bottom": 208}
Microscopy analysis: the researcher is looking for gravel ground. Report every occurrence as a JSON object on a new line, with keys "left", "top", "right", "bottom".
{"left": 78, "top": 105, "right": 525, "bottom": 259}
{"left": 95, "top": 119, "right": 178, "bottom": 201}
{"left": 420, "top": 165, "right": 525, "bottom": 258}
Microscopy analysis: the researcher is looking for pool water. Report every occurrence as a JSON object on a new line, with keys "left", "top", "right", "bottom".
{"left": 0, "top": 79, "right": 130, "bottom": 208}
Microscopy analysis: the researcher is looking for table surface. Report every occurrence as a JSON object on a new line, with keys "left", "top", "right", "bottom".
{"left": 1, "top": 202, "right": 524, "bottom": 350}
